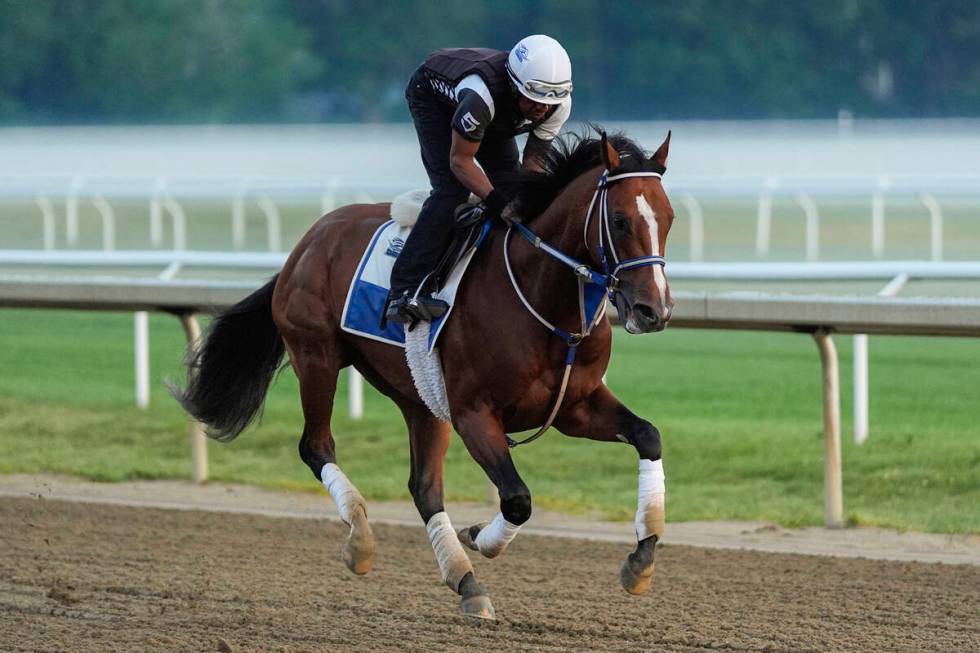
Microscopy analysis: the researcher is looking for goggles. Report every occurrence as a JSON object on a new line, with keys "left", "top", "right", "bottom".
{"left": 507, "top": 65, "right": 573, "bottom": 101}
{"left": 522, "top": 78, "right": 573, "bottom": 100}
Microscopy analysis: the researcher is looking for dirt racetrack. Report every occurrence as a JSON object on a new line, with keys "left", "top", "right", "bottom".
{"left": 2, "top": 496, "right": 979, "bottom": 653}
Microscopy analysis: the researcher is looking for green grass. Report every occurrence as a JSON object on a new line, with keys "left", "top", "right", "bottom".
{"left": 1, "top": 309, "right": 978, "bottom": 533}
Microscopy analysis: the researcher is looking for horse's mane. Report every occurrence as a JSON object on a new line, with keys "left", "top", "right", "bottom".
{"left": 498, "top": 127, "right": 660, "bottom": 222}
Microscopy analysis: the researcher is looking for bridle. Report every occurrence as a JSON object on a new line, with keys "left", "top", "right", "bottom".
{"left": 584, "top": 170, "right": 667, "bottom": 289}
{"left": 502, "top": 166, "right": 667, "bottom": 447}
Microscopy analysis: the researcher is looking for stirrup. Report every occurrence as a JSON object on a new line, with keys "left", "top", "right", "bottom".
{"left": 409, "top": 295, "right": 449, "bottom": 321}
{"left": 384, "top": 294, "right": 418, "bottom": 325}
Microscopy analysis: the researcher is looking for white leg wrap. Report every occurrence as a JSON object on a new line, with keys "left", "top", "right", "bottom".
{"left": 426, "top": 512, "right": 474, "bottom": 592}
{"left": 474, "top": 512, "right": 522, "bottom": 559}
{"left": 321, "top": 463, "right": 363, "bottom": 525}
{"left": 635, "top": 459, "right": 666, "bottom": 542}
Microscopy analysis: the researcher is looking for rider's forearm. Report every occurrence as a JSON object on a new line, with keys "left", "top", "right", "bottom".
{"left": 449, "top": 155, "right": 495, "bottom": 200}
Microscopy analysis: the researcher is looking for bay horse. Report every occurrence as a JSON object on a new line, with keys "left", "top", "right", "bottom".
{"left": 175, "top": 130, "right": 674, "bottom": 619}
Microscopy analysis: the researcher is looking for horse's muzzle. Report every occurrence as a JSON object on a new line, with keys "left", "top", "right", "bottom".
{"left": 629, "top": 302, "right": 671, "bottom": 333}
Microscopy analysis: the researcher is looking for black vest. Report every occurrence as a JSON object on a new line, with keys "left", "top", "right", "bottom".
{"left": 420, "top": 48, "right": 555, "bottom": 139}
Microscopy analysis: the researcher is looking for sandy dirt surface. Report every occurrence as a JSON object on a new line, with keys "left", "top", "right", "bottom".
{"left": 2, "top": 494, "right": 979, "bottom": 653}
{"left": 3, "top": 474, "right": 979, "bottom": 566}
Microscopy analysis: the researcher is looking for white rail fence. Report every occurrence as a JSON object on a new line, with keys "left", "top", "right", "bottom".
{"left": 2, "top": 274, "right": 980, "bottom": 527}
{"left": 3, "top": 173, "right": 979, "bottom": 260}
{"left": 3, "top": 250, "right": 980, "bottom": 450}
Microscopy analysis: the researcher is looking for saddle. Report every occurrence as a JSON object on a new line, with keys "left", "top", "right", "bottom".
{"left": 430, "top": 202, "right": 488, "bottom": 293}
{"left": 380, "top": 191, "right": 490, "bottom": 329}
{"left": 389, "top": 203, "right": 485, "bottom": 327}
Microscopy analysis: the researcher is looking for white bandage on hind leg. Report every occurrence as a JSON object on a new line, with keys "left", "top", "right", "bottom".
{"left": 474, "top": 513, "right": 522, "bottom": 558}
{"left": 321, "top": 463, "right": 364, "bottom": 525}
{"left": 426, "top": 512, "right": 474, "bottom": 592}
{"left": 635, "top": 458, "right": 666, "bottom": 541}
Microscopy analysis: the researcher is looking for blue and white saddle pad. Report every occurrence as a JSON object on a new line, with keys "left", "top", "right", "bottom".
{"left": 341, "top": 219, "right": 481, "bottom": 352}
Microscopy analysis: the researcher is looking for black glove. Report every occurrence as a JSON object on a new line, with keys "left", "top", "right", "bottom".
{"left": 454, "top": 189, "right": 512, "bottom": 227}
{"left": 482, "top": 189, "right": 508, "bottom": 223}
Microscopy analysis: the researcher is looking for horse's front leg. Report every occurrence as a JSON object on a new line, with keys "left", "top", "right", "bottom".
{"left": 555, "top": 384, "right": 665, "bottom": 595}
{"left": 453, "top": 409, "right": 532, "bottom": 562}
{"left": 402, "top": 403, "right": 495, "bottom": 619}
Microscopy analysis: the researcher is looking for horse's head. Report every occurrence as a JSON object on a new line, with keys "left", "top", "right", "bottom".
{"left": 591, "top": 131, "right": 674, "bottom": 333}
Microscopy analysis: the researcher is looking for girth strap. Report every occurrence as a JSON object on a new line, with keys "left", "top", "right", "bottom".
{"left": 504, "top": 344, "right": 578, "bottom": 448}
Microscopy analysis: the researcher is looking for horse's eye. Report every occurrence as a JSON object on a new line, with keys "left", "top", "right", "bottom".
{"left": 612, "top": 213, "right": 628, "bottom": 231}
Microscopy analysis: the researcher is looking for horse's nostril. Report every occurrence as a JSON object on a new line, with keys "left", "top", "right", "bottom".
{"left": 634, "top": 304, "right": 656, "bottom": 320}
{"left": 633, "top": 304, "right": 662, "bottom": 330}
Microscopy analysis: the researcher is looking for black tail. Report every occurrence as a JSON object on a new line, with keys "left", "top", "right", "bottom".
{"left": 172, "top": 276, "right": 285, "bottom": 442}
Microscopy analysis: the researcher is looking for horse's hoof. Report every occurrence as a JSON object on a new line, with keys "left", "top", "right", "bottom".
{"left": 341, "top": 504, "right": 375, "bottom": 575}
{"left": 459, "top": 594, "right": 496, "bottom": 620}
{"left": 456, "top": 522, "right": 487, "bottom": 552}
{"left": 619, "top": 557, "right": 655, "bottom": 595}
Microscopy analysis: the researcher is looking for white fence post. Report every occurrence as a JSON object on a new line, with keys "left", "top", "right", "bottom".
{"left": 232, "top": 182, "right": 247, "bottom": 250}
{"left": 66, "top": 176, "right": 83, "bottom": 247}
{"left": 348, "top": 368, "right": 364, "bottom": 419}
{"left": 256, "top": 196, "right": 283, "bottom": 252}
{"left": 150, "top": 177, "right": 166, "bottom": 247}
{"left": 853, "top": 272, "right": 909, "bottom": 445}
{"left": 91, "top": 195, "right": 116, "bottom": 251}
{"left": 680, "top": 193, "right": 704, "bottom": 262}
{"left": 871, "top": 176, "right": 890, "bottom": 259}
{"left": 755, "top": 177, "right": 778, "bottom": 258}
{"left": 163, "top": 196, "right": 188, "bottom": 251}
{"left": 852, "top": 334, "right": 868, "bottom": 445}
{"left": 35, "top": 196, "right": 56, "bottom": 251}
{"left": 813, "top": 329, "right": 843, "bottom": 528}
{"left": 134, "top": 312, "right": 150, "bottom": 409}
{"left": 796, "top": 193, "right": 820, "bottom": 262}
{"left": 179, "top": 313, "right": 208, "bottom": 484}
{"left": 755, "top": 191, "right": 773, "bottom": 258}
{"left": 920, "top": 193, "right": 943, "bottom": 262}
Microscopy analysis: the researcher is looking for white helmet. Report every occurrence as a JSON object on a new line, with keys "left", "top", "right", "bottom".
{"left": 506, "top": 34, "right": 573, "bottom": 105}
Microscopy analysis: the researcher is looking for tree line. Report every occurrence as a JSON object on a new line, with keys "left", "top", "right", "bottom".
{"left": 1, "top": 0, "right": 977, "bottom": 124}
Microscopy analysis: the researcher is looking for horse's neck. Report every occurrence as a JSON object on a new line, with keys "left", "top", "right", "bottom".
{"left": 509, "top": 168, "right": 601, "bottom": 322}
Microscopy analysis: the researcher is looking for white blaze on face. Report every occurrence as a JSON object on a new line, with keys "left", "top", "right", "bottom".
{"left": 635, "top": 194, "right": 668, "bottom": 311}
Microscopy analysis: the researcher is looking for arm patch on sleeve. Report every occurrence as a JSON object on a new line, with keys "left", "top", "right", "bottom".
{"left": 452, "top": 89, "right": 492, "bottom": 141}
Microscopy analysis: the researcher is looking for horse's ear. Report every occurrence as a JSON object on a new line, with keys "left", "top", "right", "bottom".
{"left": 599, "top": 131, "right": 620, "bottom": 170}
{"left": 650, "top": 130, "right": 671, "bottom": 169}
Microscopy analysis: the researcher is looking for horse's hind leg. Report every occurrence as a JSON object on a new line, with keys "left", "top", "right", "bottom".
{"left": 402, "top": 403, "right": 494, "bottom": 620}
{"left": 290, "top": 339, "right": 375, "bottom": 575}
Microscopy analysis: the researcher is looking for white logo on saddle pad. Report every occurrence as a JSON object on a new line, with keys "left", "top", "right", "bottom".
{"left": 460, "top": 112, "right": 480, "bottom": 133}
{"left": 385, "top": 237, "right": 405, "bottom": 257}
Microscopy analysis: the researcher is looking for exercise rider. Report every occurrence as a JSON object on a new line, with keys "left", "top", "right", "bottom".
{"left": 385, "top": 34, "right": 574, "bottom": 325}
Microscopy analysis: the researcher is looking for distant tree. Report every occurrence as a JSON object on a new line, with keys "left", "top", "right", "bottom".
{"left": 0, "top": 1, "right": 58, "bottom": 121}
{"left": 0, "top": 0, "right": 318, "bottom": 123}
{"left": 1, "top": 0, "right": 979, "bottom": 123}
{"left": 286, "top": 0, "right": 489, "bottom": 120}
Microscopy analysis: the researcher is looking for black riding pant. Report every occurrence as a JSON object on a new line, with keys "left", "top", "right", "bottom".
{"left": 389, "top": 70, "right": 519, "bottom": 296}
